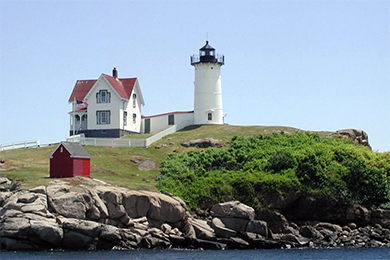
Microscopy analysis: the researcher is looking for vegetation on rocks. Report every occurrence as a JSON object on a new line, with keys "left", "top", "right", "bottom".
{"left": 157, "top": 132, "right": 390, "bottom": 211}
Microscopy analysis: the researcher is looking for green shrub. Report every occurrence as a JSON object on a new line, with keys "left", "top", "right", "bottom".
{"left": 158, "top": 132, "right": 390, "bottom": 210}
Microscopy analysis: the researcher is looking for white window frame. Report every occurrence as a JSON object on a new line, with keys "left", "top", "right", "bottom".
{"left": 96, "top": 90, "right": 111, "bottom": 103}
{"left": 133, "top": 94, "right": 137, "bottom": 108}
{"left": 97, "top": 110, "right": 111, "bottom": 124}
{"left": 133, "top": 113, "right": 136, "bottom": 124}
{"left": 123, "top": 111, "right": 127, "bottom": 126}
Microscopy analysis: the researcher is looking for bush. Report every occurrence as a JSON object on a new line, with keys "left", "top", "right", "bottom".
{"left": 158, "top": 132, "right": 390, "bottom": 210}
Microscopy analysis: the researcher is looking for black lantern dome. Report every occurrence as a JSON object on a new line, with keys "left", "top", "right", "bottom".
{"left": 191, "top": 41, "right": 224, "bottom": 65}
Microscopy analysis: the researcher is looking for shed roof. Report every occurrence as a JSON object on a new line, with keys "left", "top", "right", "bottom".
{"left": 50, "top": 142, "right": 91, "bottom": 159}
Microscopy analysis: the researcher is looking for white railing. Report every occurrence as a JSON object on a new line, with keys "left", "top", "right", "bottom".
{"left": 145, "top": 120, "right": 191, "bottom": 147}
{"left": 0, "top": 140, "right": 40, "bottom": 152}
{"left": 66, "top": 120, "right": 192, "bottom": 148}
{"left": 78, "top": 138, "right": 146, "bottom": 148}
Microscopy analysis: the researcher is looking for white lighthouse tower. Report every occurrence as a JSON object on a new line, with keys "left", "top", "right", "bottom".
{"left": 191, "top": 41, "right": 225, "bottom": 125}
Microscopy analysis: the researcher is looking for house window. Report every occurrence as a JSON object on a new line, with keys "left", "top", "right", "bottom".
{"left": 208, "top": 113, "right": 212, "bottom": 121}
{"left": 96, "top": 90, "right": 111, "bottom": 103}
{"left": 76, "top": 115, "right": 80, "bottom": 122}
{"left": 133, "top": 113, "right": 136, "bottom": 124}
{"left": 97, "top": 110, "right": 111, "bottom": 124}
{"left": 168, "top": 114, "right": 174, "bottom": 125}
{"left": 123, "top": 111, "right": 127, "bottom": 126}
{"left": 133, "top": 94, "right": 137, "bottom": 108}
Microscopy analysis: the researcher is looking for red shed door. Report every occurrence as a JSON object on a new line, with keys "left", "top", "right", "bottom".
{"left": 73, "top": 158, "right": 90, "bottom": 178}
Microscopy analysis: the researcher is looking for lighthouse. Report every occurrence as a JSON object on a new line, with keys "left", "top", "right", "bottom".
{"left": 191, "top": 41, "right": 225, "bottom": 125}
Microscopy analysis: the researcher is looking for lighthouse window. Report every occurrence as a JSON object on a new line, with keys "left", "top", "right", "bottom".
{"left": 200, "top": 51, "right": 206, "bottom": 56}
{"left": 209, "top": 51, "right": 214, "bottom": 56}
{"left": 208, "top": 113, "right": 212, "bottom": 121}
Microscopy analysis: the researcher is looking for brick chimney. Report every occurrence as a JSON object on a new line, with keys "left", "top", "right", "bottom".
{"left": 112, "top": 67, "right": 118, "bottom": 78}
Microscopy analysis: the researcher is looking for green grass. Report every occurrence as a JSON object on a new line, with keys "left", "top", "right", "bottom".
{"left": 0, "top": 124, "right": 329, "bottom": 190}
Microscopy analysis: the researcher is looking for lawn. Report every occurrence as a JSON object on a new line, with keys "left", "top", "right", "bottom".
{"left": 0, "top": 124, "right": 320, "bottom": 190}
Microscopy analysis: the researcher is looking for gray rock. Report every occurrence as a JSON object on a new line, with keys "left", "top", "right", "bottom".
{"left": 90, "top": 189, "right": 109, "bottom": 218}
{"left": 188, "top": 217, "right": 216, "bottom": 240}
{"left": 211, "top": 201, "right": 255, "bottom": 220}
{"left": 246, "top": 220, "right": 268, "bottom": 237}
{"left": 29, "top": 185, "right": 46, "bottom": 195}
{"left": 0, "top": 217, "right": 30, "bottom": 239}
{"left": 47, "top": 185, "right": 88, "bottom": 219}
{"left": 143, "top": 191, "right": 187, "bottom": 226}
{"left": 161, "top": 223, "right": 172, "bottom": 234}
{"left": 98, "top": 188, "right": 126, "bottom": 219}
{"left": 61, "top": 218, "right": 101, "bottom": 238}
{"left": 17, "top": 193, "right": 38, "bottom": 203}
{"left": 335, "top": 129, "right": 371, "bottom": 148}
{"left": 62, "top": 230, "right": 94, "bottom": 249}
{"left": 211, "top": 217, "right": 237, "bottom": 238}
{"left": 87, "top": 205, "right": 101, "bottom": 220}
{"left": 29, "top": 220, "right": 63, "bottom": 247}
{"left": 300, "top": 226, "right": 324, "bottom": 240}
{"left": 0, "top": 237, "right": 39, "bottom": 251}
{"left": 100, "top": 224, "right": 121, "bottom": 243}
{"left": 183, "top": 222, "right": 196, "bottom": 240}
{"left": 315, "top": 222, "right": 342, "bottom": 233}
{"left": 181, "top": 138, "right": 219, "bottom": 148}
{"left": 0, "top": 191, "right": 12, "bottom": 206}
{"left": 219, "top": 217, "right": 249, "bottom": 232}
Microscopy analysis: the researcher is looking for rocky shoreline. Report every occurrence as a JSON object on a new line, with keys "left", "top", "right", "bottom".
{"left": 0, "top": 177, "right": 389, "bottom": 251}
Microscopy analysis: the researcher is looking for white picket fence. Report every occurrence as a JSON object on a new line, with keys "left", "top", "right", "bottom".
{"left": 0, "top": 140, "right": 41, "bottom": 152}
{"left": 67, "top": 120, "right": 192, "bottom": 148}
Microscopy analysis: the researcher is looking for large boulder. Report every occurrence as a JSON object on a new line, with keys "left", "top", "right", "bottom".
{"left": 211, "top": 217, "right": 237, "bottom": 238}
{"left": 47, "top": 184, "right": 89, "bottom": 219}
{"left": 335, "top": 129, "right": 371, "bottom": 148}
{"left": 187, "top": 217, "right": 216, "bottom": 240}
{"left": 181, "top": 138, "right": 219, "bottom": 148}
{"left": 29, "top": 220, "right": 63, "bottom": 247}
{"left": 246, "top": 220, "right": 268, "bottom": 238}
{"left": 211, "top": 201, "right": 255, "bottom": 220}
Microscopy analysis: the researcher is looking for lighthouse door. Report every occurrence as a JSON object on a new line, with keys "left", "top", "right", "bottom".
{"left": 145, "top": 119, "right": 151, "bottom": 134}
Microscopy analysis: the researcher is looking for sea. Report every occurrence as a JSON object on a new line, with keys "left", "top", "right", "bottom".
{"left": 1, "top": 248, "right": 389, "bottom": 260}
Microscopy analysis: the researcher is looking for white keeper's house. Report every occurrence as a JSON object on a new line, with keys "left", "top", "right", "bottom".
{"left": 68, "top": 41, "right": 226, "bottom": 138}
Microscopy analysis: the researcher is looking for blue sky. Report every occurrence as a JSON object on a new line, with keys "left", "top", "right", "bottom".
{"left": 1, "top": 0, "right": 389, "bottom": 151}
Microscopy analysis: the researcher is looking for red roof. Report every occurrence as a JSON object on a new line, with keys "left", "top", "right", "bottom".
{"left": 68, "top": 74, "right": 137, "bottom": 102}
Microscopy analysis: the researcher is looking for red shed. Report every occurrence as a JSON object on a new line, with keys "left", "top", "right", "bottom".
{"left": 50, "top": 142, "right": 91, "bottom": 178}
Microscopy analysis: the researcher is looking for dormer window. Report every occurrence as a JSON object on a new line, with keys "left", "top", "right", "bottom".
{"left": 97, "top": 90, "right": 111, "bottom": 103}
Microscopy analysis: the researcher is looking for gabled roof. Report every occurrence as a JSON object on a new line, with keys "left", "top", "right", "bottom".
{"left": 50, "top": 142, "right": 91, "bottom": 159}
{"left": 68, "top": 74, "right": 138, "bottom": 102}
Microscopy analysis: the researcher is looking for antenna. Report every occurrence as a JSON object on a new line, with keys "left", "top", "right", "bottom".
{"left": 206, "top": 32, "right": 208, "bottom": 42}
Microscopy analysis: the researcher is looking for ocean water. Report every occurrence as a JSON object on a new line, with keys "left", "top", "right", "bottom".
{"left": 1, "top": 248, "right": 389, "bottom": 260}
